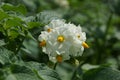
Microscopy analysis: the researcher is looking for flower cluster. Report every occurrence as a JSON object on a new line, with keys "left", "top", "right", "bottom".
{"left": 38, "top": 19, "right": 89, "bottom": 63}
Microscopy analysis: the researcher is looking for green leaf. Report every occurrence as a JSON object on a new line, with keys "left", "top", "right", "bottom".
{"left": 81, "top": 63, "right": 99, "bottom": 71}
{"left": 3, "top": 17, "right": 25, "bottom": 39}
{"left": 16, "top": 4, "right": 27, "bottom": 15}
{"left": 22, "top": 38, "right": 39, "bottom": 59}
{"left": 3, "top": 18, "right": 23, "bottom": 29}
{"left": 1, "top": 3, "right": 27, "bottom": 15}
{"left": 83, "top": 67, "right": 120, "bottom": 80}
{"left": 0, "top": 47, "right": 17, "bottom": 65}
{"left": 27, "top": 22, "right": 42, "bottom": 29}
{"left": 5, "top": 64, "right": 40, "bottom": 80}
{"left": 39, "top": 11, "right": 62, "bottom": 23}
{"left": 7, "top": 29, "right": 19, "bottom": 39}
{"left": 25, "top": 11, "right": 62, "bottom": 24}
{"left": 0, "top": 10, "right": 9, "bottom": 21}
{"left": 56, "top": 62, "right": 75, "bottom": 80}
{"left": 0, "top": 40, "right": 6, "bottom": 46}
{"left": 17, "top": 61, "right": 61, "bottom": 80}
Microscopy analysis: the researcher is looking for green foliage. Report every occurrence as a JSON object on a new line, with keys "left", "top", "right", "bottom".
{"left": 1, "top": 3, "right": 27, "bottom": 15}
{"left": 0, "top": 0, "right": 120, "bottom": 80}
{"left": 25, "top": 62, "right": 61, "bottom": 80}
{"left": 0, "top": 47, "right": 17, "bottom": 65}
{"left": 27, "top": 22, "right": 42, "bottom": 29}
{"left": 83, "top": 67, "right": 120, "bottom": 80}
{"left": 6, "top": 64, "right": 40, "bottom": 80}
{"left": 25, "top": 10, "right": 63, "bottom": 24}
{"left": 0, "top": 40, "right": 6, "bottom": 46}
{"left": 0, "top": 47, "right": 61, "bottom": 80}
{"left": 0, "top": 10, "right": 9, "bottom": 21}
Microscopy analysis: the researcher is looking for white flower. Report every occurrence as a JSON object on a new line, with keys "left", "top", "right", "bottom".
{"left": 38, "top": 19, "right": 89, "bottom": 63}
{"left": 38, "top": 31, "right": 48, "bottom": 41}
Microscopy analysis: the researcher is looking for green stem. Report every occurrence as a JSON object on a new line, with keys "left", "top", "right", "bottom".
{"left": 15, "top": 37, "right": 25, "bottom": 54}
{"left": 95, "top": 11, "right": 113, "bottom": 64}
{"left": 53, "top": 62, "right": 58, "bottom": 70}
{"left": 97, "top": 12, "right": 113, "bottom": 64}
{"left": 104, "top": 12, "right": 113, "bottom": 44}
{"left": 71, "top": 65, "right": 82, "bottom": 80}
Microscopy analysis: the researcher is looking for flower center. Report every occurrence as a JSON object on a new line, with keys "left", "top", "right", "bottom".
{"left": 57, "top": 36, "right": 64, "bottom": 42}
{"left": 77, "top": 35, "right": 80, "bottom": 38}
{"left": 47, "top": 28, "right": 51, "bottom": 32}
{"left": 56, "top": 55, "right": 62, "bottom": 63}
{"left": 82, "top": 42, "right": 89, "bottom": 48}
{"left": 40, "top": 40, "right": 46, "bottom": 47}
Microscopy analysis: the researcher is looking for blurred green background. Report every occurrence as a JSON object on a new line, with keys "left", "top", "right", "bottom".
{"left": 0, "top": 0, "right": 120, "bottom": 70}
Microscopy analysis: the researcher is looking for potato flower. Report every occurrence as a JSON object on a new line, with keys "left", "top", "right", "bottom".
{"left": 38, "top": 19, "right": 89, "bottom": 63}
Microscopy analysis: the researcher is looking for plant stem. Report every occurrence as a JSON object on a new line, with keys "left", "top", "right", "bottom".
{"left": 71, "top": 65, "right": 82, "bottom": 80}
{"left": 104, "top": 12, "right": 113, "bottom": 44}
{"left": 15, "top": 37, "right": 25, "bottom": 54}
{"left": 97, "top": 12, "right": 113, "bottom": 64}
{"left": 53, "top": 62, "right": 58, "bottom": 70}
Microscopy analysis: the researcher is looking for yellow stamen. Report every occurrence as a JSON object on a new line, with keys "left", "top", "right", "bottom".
{"left": 56, "top": 55, "right": 62, "bottom": 63}
{"left": 57, "top": 36, "right": 64, "bottom": 42}
{"left": 39, "top": 40, "right": 46, "bottom": 47}
{"left": 47, "top": 28, "right": 51, "bottom": 32}
{"left": 82, "top": 42, "right": 89, "bottom": 48}
{"left": 77, "top": 35, "right": 80, "bottom": 38}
